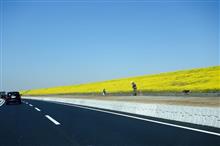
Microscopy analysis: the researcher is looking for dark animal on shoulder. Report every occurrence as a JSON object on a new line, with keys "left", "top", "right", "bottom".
{"left": 182, "top": 90, "right": 190, "bottom": 94}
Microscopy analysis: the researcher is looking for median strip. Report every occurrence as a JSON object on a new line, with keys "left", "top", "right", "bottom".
{"left": 45, "top": 115, "right": 60, "bottom": 125}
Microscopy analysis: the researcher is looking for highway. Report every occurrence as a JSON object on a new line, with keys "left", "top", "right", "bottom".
{"left": 0, "top": 99, "right": 219, "bottom": 146}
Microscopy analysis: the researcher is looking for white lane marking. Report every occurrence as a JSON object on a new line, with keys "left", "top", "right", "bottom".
{"left": 29, "top": 104, "right": 33, "bottom": 107}
{"left": 52, "top": 101, "right": 220, "bottom": 137}
{"left": 45, "top": 115, "right": 60, "bottom": 125}
{"left": 0, "top": 99, "right": 5, "bottom": 106}
{"left": 34, "top": 107, "right": 41, "bottom": 112}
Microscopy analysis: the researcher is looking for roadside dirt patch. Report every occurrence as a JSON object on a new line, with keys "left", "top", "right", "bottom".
{"left": 47, "top": 95, "right": 220, "bottom": 107}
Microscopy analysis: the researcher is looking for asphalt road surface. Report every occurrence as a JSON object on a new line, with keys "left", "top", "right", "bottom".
{"left": 0, "top": 99, "right": 219, "bottom": 146}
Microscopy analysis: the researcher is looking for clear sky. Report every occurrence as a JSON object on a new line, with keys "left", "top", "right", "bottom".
{"left": 0, "top": 0, "right": 219, "bottom": 91}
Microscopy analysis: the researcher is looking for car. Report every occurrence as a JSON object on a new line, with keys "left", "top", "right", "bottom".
{"left": 5, "top": 92, "right": 22, "bottom": 105}
{"left": 0, "top": 91, "right": 7, "bottom": 99}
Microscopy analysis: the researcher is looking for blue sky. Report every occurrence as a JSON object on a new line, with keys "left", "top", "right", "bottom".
{"left": 0, "top": 0, "right": 219, "bottom": 91}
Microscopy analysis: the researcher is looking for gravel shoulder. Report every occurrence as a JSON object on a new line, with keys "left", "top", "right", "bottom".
{"left": 31, "top": 95, "right": 220, "bottom": 107}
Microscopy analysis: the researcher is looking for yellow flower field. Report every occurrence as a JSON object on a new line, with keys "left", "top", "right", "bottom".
{"left": 21, "top": 66, "right": 220, "bottom": 95}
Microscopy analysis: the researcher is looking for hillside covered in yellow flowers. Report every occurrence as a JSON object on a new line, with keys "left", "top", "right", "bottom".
{"left": 21, "top": 66, "right": 220, "bottom": 95}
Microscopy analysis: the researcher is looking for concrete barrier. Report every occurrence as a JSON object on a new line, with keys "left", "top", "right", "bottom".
{"left": 23, "top": 96, "right": 220, "bottom": 128}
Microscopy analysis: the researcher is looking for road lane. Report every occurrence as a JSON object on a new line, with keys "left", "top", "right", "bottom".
{"left": 0, "top": 101, "right": 78, "bottom": 146}
{"left": 26, "top": 99, "right": 220, "bottom": 146}
{"left": 53, "top": 101, "right": 220, "bottom": 136}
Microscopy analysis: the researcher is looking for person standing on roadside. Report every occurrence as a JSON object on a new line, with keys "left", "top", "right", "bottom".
{"left": 102, "top": 88, "right": 107, "bottom": 96}
{"left": 131, "top": 81, "right": 137, "bottom": 96}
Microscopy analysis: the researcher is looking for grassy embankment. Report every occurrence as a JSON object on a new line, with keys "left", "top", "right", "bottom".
{"left": 21, "top": 66, "right": 220, "bottom": 96}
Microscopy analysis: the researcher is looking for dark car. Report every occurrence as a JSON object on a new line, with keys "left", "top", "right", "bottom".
{"left": 5, "top": 92, "right": 21, "bottom": 105}
{"left": 0, "top": 91, "right": 7, "bottom": 99}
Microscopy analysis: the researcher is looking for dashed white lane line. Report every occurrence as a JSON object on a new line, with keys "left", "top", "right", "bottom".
{"left": 25, "top": 102, "right": 59, "bottom": 125}
{"left": 35, "top": 107, "right": 41, "bottom": 112}
{"left": 25, "top": 102, "right": 56, "bottom": 124}
{"left": 45, "top": 115, "right": 61, "bottom": 125}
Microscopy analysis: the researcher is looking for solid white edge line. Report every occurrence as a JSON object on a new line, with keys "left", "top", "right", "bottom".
{"left": 34, "top": 107, "right": 41, "bottom": 112}
{"left": 51, "top": 101, "right": 220, "bottom": 137}
{"left": 45, "top": 115, "right": 60, "bottom": 125}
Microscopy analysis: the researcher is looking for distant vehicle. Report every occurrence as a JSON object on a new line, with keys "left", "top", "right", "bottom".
{"left": 0, "top": 91, "right": 7, "bottom": 99}
{"left": 5, "top": 92, "right": 21, "bottom": 105}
